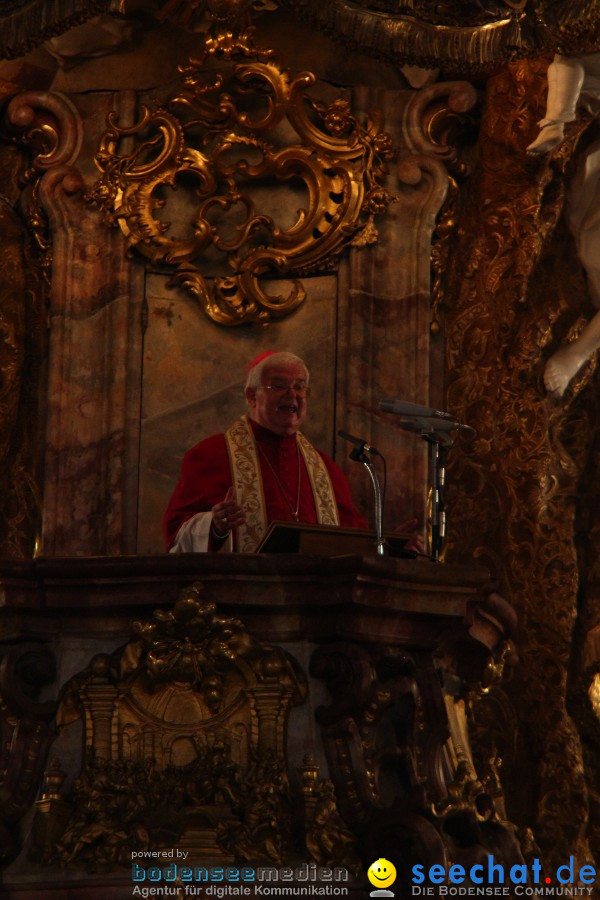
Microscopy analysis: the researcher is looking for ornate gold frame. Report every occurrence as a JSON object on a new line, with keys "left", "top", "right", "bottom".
{"left": 90, "top": 13, "right": 396, "bottom": 325}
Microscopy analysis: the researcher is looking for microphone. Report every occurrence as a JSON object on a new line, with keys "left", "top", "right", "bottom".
{"left": 379, "top": 399, "right": 477, "bottom": 438}
{"left": 338, "top": 429, "right": 379, "bottom": 455}
{"left": 379, "top": 399, "right": 455, "bottom": 421}
{"left": 393, "top": 419, "right": 457, "bottom": 433}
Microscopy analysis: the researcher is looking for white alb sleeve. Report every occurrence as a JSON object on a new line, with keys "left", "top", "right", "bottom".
{"left": 169, "top": 512, "right": 233, "bottom": 553}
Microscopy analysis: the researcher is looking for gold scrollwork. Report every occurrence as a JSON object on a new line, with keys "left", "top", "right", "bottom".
{"left": 89, "top": 14, "right": 395, "bottom": 325}
{"left": 431, "top": 756, "right": 495, "bottom": 824}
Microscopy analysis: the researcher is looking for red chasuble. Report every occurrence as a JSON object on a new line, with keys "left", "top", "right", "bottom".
{"left": 163, "top": 419, "right": 366, "bottom": 550}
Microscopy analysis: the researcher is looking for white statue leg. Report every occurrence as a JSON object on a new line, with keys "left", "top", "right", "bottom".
{"left": 527, "top": 56, "right": 585, "bottom": 155}
{"left": 544, "top": 310, "right": 600, "bottom": 395}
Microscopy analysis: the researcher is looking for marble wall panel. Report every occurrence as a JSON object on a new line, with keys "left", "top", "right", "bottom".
{"left": 336, "top": 86, "right": 450, "bottom": 532}
{"left": 138, "top": 273, "right": 338, "bottom": 554}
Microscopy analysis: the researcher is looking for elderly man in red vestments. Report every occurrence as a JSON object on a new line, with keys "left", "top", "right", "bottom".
{"left": 164, "top": 351, "right": 417, "bottom": 553}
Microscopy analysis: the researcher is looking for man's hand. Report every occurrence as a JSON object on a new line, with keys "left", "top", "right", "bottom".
{"left": 211, "top": 487, "right": 246, "bottom": 537}
{"left": 395, "top": 517, "right": 425, "bottom": 554}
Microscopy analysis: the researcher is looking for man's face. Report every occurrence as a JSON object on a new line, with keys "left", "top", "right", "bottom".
{"left": 246, "top": 362, "right": 308, "bottom": 436}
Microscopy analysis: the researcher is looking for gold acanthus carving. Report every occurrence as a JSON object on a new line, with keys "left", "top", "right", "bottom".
{"left": 89, "top": 18, "right": 396, "bottom": 326}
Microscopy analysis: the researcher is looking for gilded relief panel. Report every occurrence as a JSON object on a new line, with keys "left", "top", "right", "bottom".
{"left": 43, "top": 584, "right": 308, "bottom": 869}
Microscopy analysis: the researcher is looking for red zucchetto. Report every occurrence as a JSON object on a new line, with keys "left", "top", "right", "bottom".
{"left": 245, "top": 350, "right": 278, "bottom": 375}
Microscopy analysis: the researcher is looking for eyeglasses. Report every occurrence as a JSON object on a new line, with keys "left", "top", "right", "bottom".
{"left": 259, "top": 380, "right": 310, "bottom": 397}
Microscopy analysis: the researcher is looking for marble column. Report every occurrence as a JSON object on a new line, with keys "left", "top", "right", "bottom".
{"left": 7, "top": 90, "right": 145, "bottom": 556}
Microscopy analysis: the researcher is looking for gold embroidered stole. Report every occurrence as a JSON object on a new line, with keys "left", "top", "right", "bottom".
{"left": 225, "top": 415, "right": 340, "bottom": 552}
{"left": 296, "top": 431, "right": 340, "bottom": 528}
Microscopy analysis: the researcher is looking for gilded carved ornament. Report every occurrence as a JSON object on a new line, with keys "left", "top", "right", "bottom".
{"left": 590, "top": 672, "right": 600, "bottom": 718}
{"left": 309, "top": 635, "right": 525, "bottom": 880}
{"left": 43, "top": 583, "right": 308, "bottom": 868}
{"left": 89, "top": 10, "right": 396, "bottom": 325}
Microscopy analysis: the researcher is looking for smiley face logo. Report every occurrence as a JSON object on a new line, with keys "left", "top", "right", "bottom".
{"left": 368, "top": 858, "right": 397, "bottom": 890}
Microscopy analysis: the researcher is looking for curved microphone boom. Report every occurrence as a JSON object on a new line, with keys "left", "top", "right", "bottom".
{"left": 337, "top": 429, "right": 387, "bottom": 556}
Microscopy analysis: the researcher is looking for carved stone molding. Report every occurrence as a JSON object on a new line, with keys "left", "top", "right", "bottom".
{"left": 0, "top": 89, "right": 86, "bottom": 559}
{"left": 6, "top": 90, "right": 83, "bottom": 176}
{"left": 4, "top": 88, "right": 85, "bottom": 296}
{"left": 401, "top": 82, "right": 479, "bottom": 178}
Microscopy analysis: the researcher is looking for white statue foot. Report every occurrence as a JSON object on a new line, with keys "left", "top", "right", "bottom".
{"left": 544, "top": 344, "right": 586, "bottom": 396}
{"left": 527, "top": 121, "right": 565, "bottom": 155}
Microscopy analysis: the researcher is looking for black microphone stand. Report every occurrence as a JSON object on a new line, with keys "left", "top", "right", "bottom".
{"left": 423, "top": 433, "right": 448, "bottom": 562}
{"left": 350, "top": 444, "right": 387, "bottom": 557}
{"left": 378, "top": 400, "right": 475, "bottom": 563}
{"left": 343, "top": 441, "right": 387, "bottom": 557}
